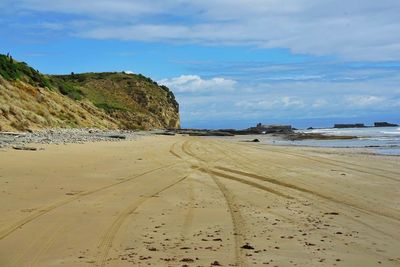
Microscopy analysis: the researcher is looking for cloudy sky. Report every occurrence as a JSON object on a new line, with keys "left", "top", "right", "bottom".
{"left": 1, "top": 0, "right": 400, "bottom": 128}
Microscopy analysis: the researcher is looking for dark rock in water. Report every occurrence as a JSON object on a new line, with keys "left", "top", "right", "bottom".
{"left": 249, "top": 124, "right": 293, "bottom": 134}
{"left": 374, "top": 121, "right": 398, "bottom": 127}
{"left": 334, "top": 123, "right": 365, "bottom": 128}
{"left": 307, "top": 127, "right": 314, "bottom": 130}
{"left": 252, "top": 139, "right": 260, "bottom": 142}
{"left": 286, "top": 133, "right": 356, "bottom": 141}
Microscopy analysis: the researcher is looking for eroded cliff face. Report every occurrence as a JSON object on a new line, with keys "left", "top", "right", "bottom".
{"left": 52, "top": 72, "right": 180, "bottom": 130}
{"left": 0, "top": 54, "right": 180, "bottom": 131}
{"left": 0, "top": 77, "right": 120, "bottom": 132}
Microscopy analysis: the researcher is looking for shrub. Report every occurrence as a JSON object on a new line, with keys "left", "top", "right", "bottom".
{"left": 58, "top": 83, "right": 84, "bottom": 100}
{"left": 94, "top": 102, "right": 127, "bottom": 112}
{"left": 0, "top": 54, "right": 51, "bottom": 88}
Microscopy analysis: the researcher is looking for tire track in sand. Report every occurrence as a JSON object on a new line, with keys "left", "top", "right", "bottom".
{"left": 0, "top": 162, "right": 180, "bottom": 241}
{"left": 96, "top": 175, "right": 189, "bottom": 267}
{"left": 180, "top": 139, "right": 248, "bottom": 266}
{"left": 208, "top": 141, "right": 400, "bottom": 240}
{"left": 246, "top": 144, "right": 400, "bottom": 182}
{"left": 209, "top": 173, "right": 247, "bottom": 267}
{"left": 185, "top": 139, "right": 400, "bottom": 262}
{"left": 195, "top": 166, "right": 293, "bottom": 200}
{"left": 214, "top": 165, "right": 400, "bottom": 222}
{"left": 181, "top": 140, "right": 294, "bottom": 200}
{"left": 206, "top": 141, "right": 400, "bottom": 222}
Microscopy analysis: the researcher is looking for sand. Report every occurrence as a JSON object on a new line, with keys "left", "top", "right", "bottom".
{"left": 0, "top": 135, "right": 399, "bottom": 267}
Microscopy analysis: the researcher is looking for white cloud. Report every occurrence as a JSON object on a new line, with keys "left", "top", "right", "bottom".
{"left": 123, "top": 70, "right": 134, "bottom": 74}
{"left": 158, "top": 75, "right": 236, "bottom": 93}
{"left": 235, "top": 97, "right": 305, "bottom": 110}
{"left": 11, "top": 0, "right": 400, "bottom": 60}
{"left": 345, "top": 95, "right": 387, "bottom": 107}
{"left": 312, "top": 99, "right": 328, "bottom": 108}
{"left": 281, "top": 96, "right": 304, "bottom": 108}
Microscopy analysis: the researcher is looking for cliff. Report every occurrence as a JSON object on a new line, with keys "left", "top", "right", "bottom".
{"left": 0, "top": 54, "right": 179, "bottom": 131}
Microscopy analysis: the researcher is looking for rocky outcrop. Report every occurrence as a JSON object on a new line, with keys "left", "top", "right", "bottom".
{"left": 248, "top": 123, "right": 293, "bottom": 134}
{"left": 334, "top": 123, "right": 365, "bottom": 128}
{"left": 374, "top": 122, "right": 398, "bottom": 127}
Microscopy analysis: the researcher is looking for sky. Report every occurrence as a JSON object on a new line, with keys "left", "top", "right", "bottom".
{"left": 1, "top": 0, "right": 400, "bottom": 129}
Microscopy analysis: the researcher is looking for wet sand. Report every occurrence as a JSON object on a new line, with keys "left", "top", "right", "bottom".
{"left": 0, "top": 135, "right": 399, "bottom": 266}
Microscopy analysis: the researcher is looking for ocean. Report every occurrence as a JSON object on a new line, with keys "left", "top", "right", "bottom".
{"left": 273, "top": 127, "right": 400, "bottom": 156}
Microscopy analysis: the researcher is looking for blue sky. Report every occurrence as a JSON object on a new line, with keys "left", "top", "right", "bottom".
{"left": 1, "top": 0, "right": 400, "bottom": 128}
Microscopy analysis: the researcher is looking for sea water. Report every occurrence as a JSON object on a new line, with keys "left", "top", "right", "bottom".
{"left": 273, "top": 127, "right": 400, "bottom": 156}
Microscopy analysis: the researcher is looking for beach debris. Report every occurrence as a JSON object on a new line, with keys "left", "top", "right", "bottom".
{"left": 12, "top": 146, "right": 37, "bottom": 151}
{"left": 324, "top": 212, "right": 339, "bottom": 215}
{"left": 180, "top": 258, "right": 194, "bottom": 262}
{"left": 156, "top": 131, "right": 176, "bottom": 136}
{"left": 1, "top": 132, "right": 26, "bottom": 136}
{"left": 107, "top": 134, "right": 127, "bottom": 139}
{"left": 242, "top": 138, "right": 260, "bottom": 142}
{"left": 241, "top": 243, "right": 254, "bottom": 250}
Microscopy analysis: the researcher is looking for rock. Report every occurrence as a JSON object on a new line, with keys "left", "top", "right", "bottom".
{"left": 374, "top": 122, "right": 398, "bottom": 127}
{"left": 249, "top": 124, "right": 293, "bottom": 134}
{"left": 334, "top": 123, "right": 365, "bottom": 128}
{"left": 251, "top": 139, "right": 260, "bottom": 142}
{"left": 211, "top": 260, "right": 222, "bottom": 266}
{"left": 286, "top": 133, "right": 356, "bottom": 141}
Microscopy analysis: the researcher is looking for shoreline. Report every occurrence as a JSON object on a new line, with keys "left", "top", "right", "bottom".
{"left": 1, "top": 126, "right": 399, "bottom": 156}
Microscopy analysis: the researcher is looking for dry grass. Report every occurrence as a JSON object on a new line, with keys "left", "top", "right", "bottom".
{"left": 0, "top": 77, "right": 119, "bottom": 131}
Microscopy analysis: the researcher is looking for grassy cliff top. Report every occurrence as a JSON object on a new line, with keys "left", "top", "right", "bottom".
{"left": 0, "top": 54, "right": 51, "bottom": 88}
{"left": 0, "top": 54, "right": 180, "bottom": 130}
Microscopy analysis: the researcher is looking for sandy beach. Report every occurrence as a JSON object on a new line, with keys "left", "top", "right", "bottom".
{"left": 0, "top": 135, "right": 399, "bottom": 267}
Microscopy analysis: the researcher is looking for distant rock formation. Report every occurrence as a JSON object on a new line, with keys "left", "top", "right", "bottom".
{"left": 374, "top": 122, "right": 398, "bottom": 127}
{"left": 249, "top": 123, "right": 293, "bottom": 134}
{"left": 334, "top": 123, "right": 365, "bottom": 128}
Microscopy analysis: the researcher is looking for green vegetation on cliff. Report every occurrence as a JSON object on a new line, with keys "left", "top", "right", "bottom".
{"left": 0, "top": 54, "right": 51, "bottom": 88}
{"left": 0, "top": 54, "right": 180, "bottom": 131}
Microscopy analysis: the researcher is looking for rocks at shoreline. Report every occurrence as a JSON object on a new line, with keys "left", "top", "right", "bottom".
{"left": 175, "top": 123, "right": 295, "bottom": 136}
{"left": 334, "top": 123, "right": 365, "bottom": 128}
{"left": 249, "top": 123, "right": 293, "bottom": 134}
{"left": 332, "top": 122, "right": 398, "bottom": 128}
{"left": 285, "top": 133, "right": 357, "bottom": 141}
{"left": 175, "top": 129, "right": 235, "bottom": 136}
{"left": 374, "top": 121, "right": 398, "bottom": 127}
{"left": 0, "top": 128, "right": 141, "bottom": 149}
